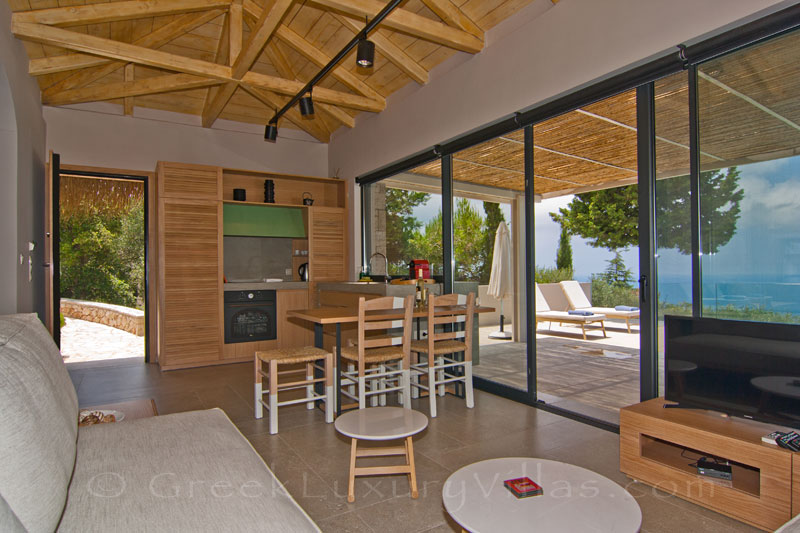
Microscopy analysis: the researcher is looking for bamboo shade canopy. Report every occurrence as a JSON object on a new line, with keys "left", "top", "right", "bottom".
{"left": 59, "top": 175, "right": 144, "bottom": 218}
{"left": 409, "top": 30, "right": 800, "bottom": 199}
{"left": 7, "top": 0, "right": 544, "bottom": 142}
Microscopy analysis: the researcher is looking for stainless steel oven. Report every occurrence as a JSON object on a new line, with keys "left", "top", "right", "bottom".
{"left": 224, "top": 290, "right": 277, "bottom": 344}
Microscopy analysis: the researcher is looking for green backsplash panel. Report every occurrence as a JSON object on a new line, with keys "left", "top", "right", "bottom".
{"left": 223, "top": 204, "right": 306, "bottom": 237}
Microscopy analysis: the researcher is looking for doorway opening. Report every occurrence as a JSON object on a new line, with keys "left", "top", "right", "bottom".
{"left": 55, "top": 171, "right": 149, "bottom": 365}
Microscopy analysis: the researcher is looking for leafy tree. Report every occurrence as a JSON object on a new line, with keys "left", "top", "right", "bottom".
{"left": 535, "top": 265, "right": 573, "bottom": 284}
{"left": 556, "top": 226, "right": 573, "bottom": 271}
{"left": 409, "top": 213, "right": 443, "bottom": 275}
{"left": 478, "top": 202, "right": 507, "bottom": 283}
{"left": 550, "top": 168, "right": 743, "bottom": 255}
{"left": 598, "top": 250, "right": 634, "bottom": 288}
{"left": 385, "top": 188, "right": 430, "bottom": 274}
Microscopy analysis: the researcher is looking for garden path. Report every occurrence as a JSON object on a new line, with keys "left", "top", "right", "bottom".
{"left": 61, "top": 317, "right": 144, "bottom": 363}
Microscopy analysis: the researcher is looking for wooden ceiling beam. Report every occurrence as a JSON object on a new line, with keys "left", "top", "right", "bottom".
{"left": 419, "top": 0, "right": 482, "bottom": 39}
{"left": 123, "top": 63, "right": 134, "bottom": 115}
{"left": 264, "top": 43, "right": 355, "bottom": 128}
{"left": 39, "top": 10, "right": 224, "bottom": 95}
{"left": 274, "top": 25, "right": 383, "bottom": 102}
{"left": 242, "top": 85, "right": 331, "bottom": 142}
{"left": 15, "top": 22, "right": 383, "bottom": 111}
{"left": 13, "top": 0, "right": 231, "bottom": 27}
{"left": 232, "top": 0, "right": 292, "bottom": 79}
{"left": 308, "top": 0, "right": 483, "bottom": 53}
{"left": 334, "top": 14, "right": 428, "bottom": 85}
{"left": 31, "top": 10, "right": 224, "bottom": 76}
{"left": 43, "top": 73, "right": 222, "bottom": 106}
{"left": 202, "top": 5, "right": 236, "bottom": 128}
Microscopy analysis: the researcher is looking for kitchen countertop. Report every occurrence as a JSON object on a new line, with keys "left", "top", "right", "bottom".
{"left": 224, "top": 282, "right": 309, "bottom": 291}
{"left": 316, "top": 281, "right": 443, "bottom": 297}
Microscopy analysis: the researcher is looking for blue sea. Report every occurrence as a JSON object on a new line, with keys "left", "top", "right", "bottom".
{"left": 657, "top": 275, "right": 800, "bottom": 316}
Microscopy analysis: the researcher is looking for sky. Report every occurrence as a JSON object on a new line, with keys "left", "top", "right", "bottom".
{"left": 404, "top": 154, "right": 800, "bottom": 287}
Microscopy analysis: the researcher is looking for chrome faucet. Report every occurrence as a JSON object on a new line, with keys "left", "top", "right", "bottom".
{"left": 369, "top": 252, "right": 391, "bottom": 283}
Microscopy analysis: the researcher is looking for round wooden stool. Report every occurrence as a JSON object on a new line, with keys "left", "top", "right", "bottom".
{"left": 334, "top": 407, "right": 428, "bottom": 502}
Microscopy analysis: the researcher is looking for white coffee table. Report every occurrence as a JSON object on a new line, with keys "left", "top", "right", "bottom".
{"left": 334, "top": 407, "right": 428, "bottom": 502}
{"left": 442, "top": 457, "right": 641, "bottom": 532}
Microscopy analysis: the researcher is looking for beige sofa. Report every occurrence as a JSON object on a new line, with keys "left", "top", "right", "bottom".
{"left": 0, "top": 313, "right": 319, "bottom": 533}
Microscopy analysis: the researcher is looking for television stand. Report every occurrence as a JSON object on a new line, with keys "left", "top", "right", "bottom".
{"left": 620, "top": 397, "right": 798, "bottom": 531}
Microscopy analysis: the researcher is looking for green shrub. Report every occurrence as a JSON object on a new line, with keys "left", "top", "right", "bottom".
{"left": 589, "top": 278, "right": 639, "bottom": 307}
{"left": 59, "top": 313, "right": 65, "bottom": 329}
{"left": 535, "top": 265, "right": 574, "bottom": 284}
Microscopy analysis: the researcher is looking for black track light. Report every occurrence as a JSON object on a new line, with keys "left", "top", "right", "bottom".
{"left": 357, "top": 38, "right": 375, "bottom": 68}
{"left": 299, "top": 93, "right": 314, "bottom": 117}
{"left": 264, "top": 121, "right": 278, "bottom": 143}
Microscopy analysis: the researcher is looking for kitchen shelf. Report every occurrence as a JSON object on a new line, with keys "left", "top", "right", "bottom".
{"left": 222, "top": 200, "right": 307, "bottom": 208}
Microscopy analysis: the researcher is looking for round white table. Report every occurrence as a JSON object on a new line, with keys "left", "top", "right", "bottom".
{"left": 442, "top": 457, "right": 642, "bottom": 533}
{"left": 335, "top": 407, "right": 428, "bottom": 502}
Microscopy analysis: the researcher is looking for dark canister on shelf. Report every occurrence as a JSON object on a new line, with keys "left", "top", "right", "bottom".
{"left": 233, "top": 188, "right": 246, "bottom": 201}
{"left": 264, "top": 179, "right": 275, "bottom": 203}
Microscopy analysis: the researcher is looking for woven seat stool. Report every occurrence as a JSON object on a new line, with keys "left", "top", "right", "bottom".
{"left": 255, "top": 347, "right": 334, "bottom": 434}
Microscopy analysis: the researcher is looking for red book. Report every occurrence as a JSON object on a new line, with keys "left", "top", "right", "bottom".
{"left": 504, "top": 477, "right": 543, "bottom": 498}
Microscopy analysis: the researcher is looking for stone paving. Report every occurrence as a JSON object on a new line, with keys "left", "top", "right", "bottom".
{"left": 61, "top": 317, "right": 144, "bottom": 364}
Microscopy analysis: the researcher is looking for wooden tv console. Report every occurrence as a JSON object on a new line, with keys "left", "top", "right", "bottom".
{"left": 620, "top": 398, "right": 799, "bottom": 531}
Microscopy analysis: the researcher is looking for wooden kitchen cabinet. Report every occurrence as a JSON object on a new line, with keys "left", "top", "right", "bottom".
{"left": 309, "top": 207, "right": 347, "bottom": 281}
{"left": 277, "top": 290, "right": 313, "bottom": 348}
{"left": 156, "top": 162, "right": 223, "bottom": 370}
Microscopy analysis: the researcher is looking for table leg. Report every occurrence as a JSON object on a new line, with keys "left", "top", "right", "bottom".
{"left": 348, "top": 438, "right": 358, "bottom": 503}
{"left": 336, "top": 323, "right": 342, "bottom": 416}
{"left": 314, "top": 323, "right": 325, "bottom": 403}
{"left": 406, "top": 436, "right": 418, "bottom": 499}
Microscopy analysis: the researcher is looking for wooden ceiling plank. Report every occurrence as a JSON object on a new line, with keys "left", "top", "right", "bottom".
{"left": 265, "top": 42, "right": 355, "bottom": 128}
{"left": 243, "top": 70, "right": 382, "bottom": 110}
{"left": 34, "top": 9, "right": 224, "bottom": 81}
{"left": 334, "top": 14, "right": 428, "bottom": 85}
{"left": 419, "top": 0, "right": 482, "bottom": 38}
{"left": 275, "top": 25, "right": 383, "bottom": 101}
{"left": 308, "top": 0, "right": 482, "bottom": 53}
{"left": 232, "top": 0, "right": 293, "bottom": 79}
{"left": 242, "top": 85, "right": 330, "bottom": 141}
{"left": 123, "top": 63, "right": 134, "bottom": 115}
{"left": 201, "top": 8, "right": 233, "bottom": 127}
{"left": 16, "top": 21, "right": 383, "bottom": 111}
{"left": 43, "top": 73, "right": 222, "bottom": 106}
{"left": 13, "top": 0, "right": 232, "bottom": 27}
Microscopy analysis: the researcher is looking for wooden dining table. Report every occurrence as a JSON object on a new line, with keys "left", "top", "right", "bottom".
{"left": 288, "top": 304, "right": 494, "bottom": 415}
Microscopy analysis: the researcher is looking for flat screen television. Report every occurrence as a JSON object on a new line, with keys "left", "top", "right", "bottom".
{"left": 664, "top": 315, "right": 800, "bottom": 428}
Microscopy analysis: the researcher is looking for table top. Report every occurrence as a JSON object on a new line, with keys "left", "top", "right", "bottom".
{"left": 334, "top": 407, "right": 428, "bottom": 440}
{"left": 288, "top": 304, "right": 493, "bottom": 325}
{"left": 442, "top": 458, "right": 642, "bottom": 533}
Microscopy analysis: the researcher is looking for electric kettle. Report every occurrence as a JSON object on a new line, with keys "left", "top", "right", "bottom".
{"left": 298, "top": 263, "right": 309, "bottom": 281}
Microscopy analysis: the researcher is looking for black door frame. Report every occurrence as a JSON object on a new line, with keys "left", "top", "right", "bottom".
{"left": 52, "top": 165, "right": 152, "bottom": 362}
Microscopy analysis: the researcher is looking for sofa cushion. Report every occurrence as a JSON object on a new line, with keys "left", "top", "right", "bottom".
{"left": 0, "top": 313, "right": 79, "bottom": 533}
{"left": 57, "top": 408, "right": 319, "bottom": 532}
{"left": 0, "top": 494, "right": 26, "bottom": 533}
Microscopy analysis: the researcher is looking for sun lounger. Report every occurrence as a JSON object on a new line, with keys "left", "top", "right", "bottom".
{"left": 535, "top": 284, "right": 607, "bottom": 340}
{"left": 559, "top": 280, "right": 640, "bottom": 333}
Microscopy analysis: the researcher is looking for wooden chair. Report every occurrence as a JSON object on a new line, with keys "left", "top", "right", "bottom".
{"left": 254, "top": 346, "right": 334, "bottom": 434}
{"left": 339, "top": 295, "right": 414, "bottom": 410}
{"left": 410, "top": 292, "right": 475, "bottom": 418}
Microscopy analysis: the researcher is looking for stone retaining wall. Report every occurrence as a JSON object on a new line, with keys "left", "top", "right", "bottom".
{"left": 61, "top": 299, "right": 145, "bottom": 336}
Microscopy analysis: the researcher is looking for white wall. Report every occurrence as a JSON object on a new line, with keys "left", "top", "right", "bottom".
{"left": 329, "top": 0, "right": 796, "bottom": 273}
{"left": 44, "top": 105, "right": 329, "bottom": 176}
{"left": 0, "top": 0, "right": 46, "bottom": 316}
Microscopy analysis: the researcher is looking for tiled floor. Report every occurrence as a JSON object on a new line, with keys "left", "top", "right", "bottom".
{"left": 67, "top": 359, "right": 759, "bottom": 533}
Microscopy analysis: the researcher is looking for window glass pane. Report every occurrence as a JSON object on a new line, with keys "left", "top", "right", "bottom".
{"left": 654, "top": 71, "right": 692, "bottom": 396}
{"left": 698, "top": 30, "right": 800, "bottom": 324}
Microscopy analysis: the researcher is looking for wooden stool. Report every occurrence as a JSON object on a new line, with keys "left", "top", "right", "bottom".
{"left": 334, "top": 407, "right": 428, "bottom": 502}
{"left": 254, "top": 347, "right": 334, "bottom": 434}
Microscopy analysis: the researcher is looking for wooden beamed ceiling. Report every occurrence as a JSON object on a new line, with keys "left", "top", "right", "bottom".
{"left": 9, "top": 0, "right": 544, "bottom": 142}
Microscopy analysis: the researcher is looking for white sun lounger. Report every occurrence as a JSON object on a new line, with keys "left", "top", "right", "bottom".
{"left": 559, "top": 280, "right": 640, "bottom": 333}
{"left": 535, "top": 283, "right": 607, "bottom": 340}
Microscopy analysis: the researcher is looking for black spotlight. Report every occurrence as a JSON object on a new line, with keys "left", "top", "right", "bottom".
{"left": 357, "top": 39, "right": 375, "bottom": 68}
{"left": 264, "top": 121, "right": 278, "bottom": 143}
{"left": 299, "top": 93, "right": 314, "bottom": 117}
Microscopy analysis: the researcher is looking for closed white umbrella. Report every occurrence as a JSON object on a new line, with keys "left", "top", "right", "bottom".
{"left": 487, "top": 222, "right": 512, "bottom": 339}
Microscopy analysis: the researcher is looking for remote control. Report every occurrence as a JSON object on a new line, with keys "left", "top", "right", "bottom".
{"left": 778, "top": 431, "right": 800, "bottom": 452}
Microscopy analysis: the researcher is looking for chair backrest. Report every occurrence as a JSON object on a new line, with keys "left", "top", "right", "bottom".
{"left": 356, "top": 295, "right": 414, "bottom": 371}
{"left": 424, "top": 292, "right": 475, "bottom": 361}
{"left": 559, "top": 280, "right": 592, "bottom": 309}
{"left": 534, "top": 283, "right": 551, "bottom": 312}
